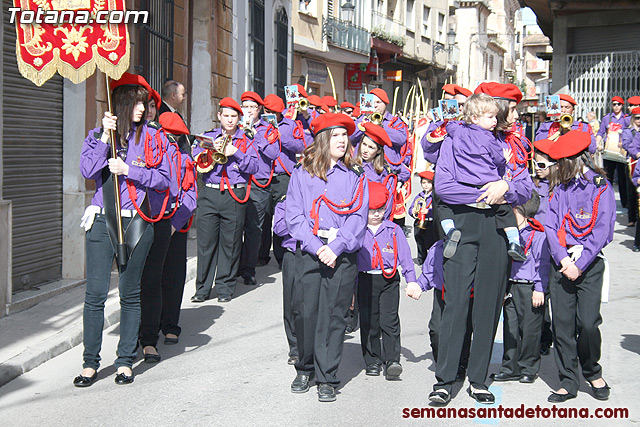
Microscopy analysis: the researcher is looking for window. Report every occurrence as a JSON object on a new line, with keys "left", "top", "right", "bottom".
{"left": 406, "top": 0, "right": 415, "bottom": 32}
{"left": 437, "top": 13, "right": 445, "bottom": 43}
{"left": 250, "top": 0, "right": 265, "bottom": 96}
{"left": 299, "top": 0, "right": 316, "bottom": 17}
{"left": 137, "top": 0, "right": 174, "bottom": 91}
{"left": 483, "top": 52, "right": 488, "bottom": 80}
{"left": 422, "top": 6, "right": 430, "bottom": 38}
{"left": 489, "top": 54, "right": 494, "bottom": 73}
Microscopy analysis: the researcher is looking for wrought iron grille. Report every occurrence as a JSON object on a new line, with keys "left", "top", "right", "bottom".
{"left": 275, "top": 8, "right": 289, "bottom": 100}
{"left": 137, "top": 0, "right": 174, "bottom": 92}
{"left": 251, "top": 0, "right": 266, "bottom": 97}
{"left": 567, "top": 51, "right": 640, "bottom": 120}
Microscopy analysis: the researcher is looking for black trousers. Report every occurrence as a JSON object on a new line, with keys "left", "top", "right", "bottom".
{"left": 414, "top": 220, "right": 437, "bottom": 265}
{"left": 194, "top": 185, "right": 247, "bottom": 299}
{"left": 428, "top": 289, "right": 472, "bottom": 372}
{"left": 139, "top": 218, "right": 173, "bottom": 348}
{"left": 160, "top": 229, "right": 188, "bottom": 337}
{"left": 258, "top": 174, "right": 290, "bottom": 266}
{"left": 500, "top": 281, "right": 544, "bottom": 376}
{"left": 357, "top": 272, "right": 401, "bottom": 366}
{"left": 282, "top": 250, "right": 297, "bottom": 358}
{"left": 239, "top": 180, "right": 271, "bottom": 278}
{"left": 604, "top": 159, "right": 628, "bottom": 208}
{"left": 292, "top": 247, "right": 358, "bottom": 386}
{"left": 625, "top": 167, "right": 638, "bottom": 223}
{"left": 549, "top": 257, "right": 605, "bottom": 396}
{"left": 540, "top": 295, "right": 553, "bottom": 348}
{"left": 435, "top": 205, "right": 508, "bottom": 392}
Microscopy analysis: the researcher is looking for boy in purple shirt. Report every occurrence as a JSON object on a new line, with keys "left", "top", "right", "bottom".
{"left": 490, "top": 191, "right": 549, "bottom": 384}
{"left": 357, "top": 182, "right": 417, "bottom": 379}
{"left": 408, "top": 170, "right": 437, "bottom": 265}
{"left": 435, "top": 93, "right": 526, "bottom": 261}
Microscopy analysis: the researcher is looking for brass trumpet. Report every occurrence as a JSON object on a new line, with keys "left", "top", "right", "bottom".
{"left": 370, "top": 112, "right": 383, "bottom": 125}
{"left": 560, "top": 113, "right": 573, "bottom": 134}
{"left": 297, "top": 98, "right": 309, "bottom": 112}
{"left": 243, "top": 126, "right": 255, "bottom": 139}
{"left": 211, "top": 134, "right": 232, "bottom": 164}
{"left": 412, "top": 197, "right": 428, "bottom": 230}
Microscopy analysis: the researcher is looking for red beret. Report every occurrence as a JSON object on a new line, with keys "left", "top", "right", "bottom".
{"left": 309, "top": 112, "right": 355, "bottom": 136}
{"left": 611, "top": 96, "right": 624, "bottom": 104}
{"left": 307, "top": 95, "right": 324, "bottom": 107}
{"left": 110, "top": 72, "right": 151, "bottom": 94}
{"left": 368, "top": 181, "right": 389, "bottom": 210}
{"left": 149, "top": 89, "right": 161, "bottom": 108}
{"left": 296, "top": 84, "right": 308, "bottom": 99}
{"left": 340, "top": 102, "right": 355, "bottom": 110}
{"left": 241, "top": 91, "right": 264, "bottom": 106}
{"left": 628, "top": 96, "right": 640, "bottom": 105}
{"left": 219, "top": 97, "right": 243, "bottom": 115}
{"left": 159, "top": 112, "right": 190, "bottom": 135}
{"left": 263, "top": 94, "right": 285, "bottom": 112}
{"left": 370, "top": 88, "right": 390, "bottom": 104}
{"left": 361, "top": 122, "right": 392, "bottom": 147}
{"left": 442, "top": 84, "right": 458, "bottom": 96}
{"left": 558, "top": 94, "right": 577, "bottom": 106}
{"left": 418, "top": 170, "right": 434, "bottom": 181}
{"left": 353, "top": 105, "right": 361, "bottom": 117}
{"left": 321, "top": 96, "right": 337, "bottom": 108}
{"left": 533, "top": 138, "right": 555, "bottom": 157}
{"left": 474, "top": 82, "right": 522, "bottom": 104}
{"left": 456, "top": 86, "right": 473, "bottom": 98}
{"left": 546, "top": 130, "right": 591, "bottom": 160}
{"left": 632, "top": 107, "right": 640, "bottom": 116}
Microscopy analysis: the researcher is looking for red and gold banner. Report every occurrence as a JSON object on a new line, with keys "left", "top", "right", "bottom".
{"left": 13, "top": 0, "right": 129, "bottom": 86}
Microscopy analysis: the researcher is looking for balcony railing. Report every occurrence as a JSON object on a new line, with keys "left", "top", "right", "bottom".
{"left": 371, "top": 10, "right": 406, "bottom": 39}
{"left": 322, "top": 16, "right": 371, "bottom": 55}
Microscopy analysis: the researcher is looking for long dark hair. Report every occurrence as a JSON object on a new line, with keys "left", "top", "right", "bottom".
{"left": 556, "top": 151, "right": 606, "bottom": 186}
{"left": 112, "top": 85, "right": 148, "bottom": 147}
{"left": 534, "top": 151, "right": 559, "bottom": 192}
{"left": 495, "top": 98, "right": 513, "bottom": 132}
{"left": 355, "top": 137, "right": 386, "bottom": 174}
{"left": 302, "top": 128, "right": 353, "bottom": 181}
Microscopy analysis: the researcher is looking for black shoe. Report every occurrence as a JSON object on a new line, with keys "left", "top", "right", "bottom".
{"left": 385, "top": 361, "right": 402, "bottom": 380}
{"left": 73, "top": 371, "right": 97, "bottom": 388}
{"left": 490, "top": 372, "right": 520, "bottom": 382}
{"left": 428, "top": 389, "right": 450, "bottom": 405}
{"left": 443, "top": 228, "right": 461, "bottom": 258}
{"left": 547, "top": 391, "right": 576, "bottom": 403}
{"left": 164, "top": 336, "right": 179, "bottom": 345}
{"left": 633, "top": 245, "right": 640, "bottom": 252}
{"left": 114, "top": 371, "right": 134, "bottom": 385}
{"left": 519, "top": 374, "right": 536, "bottom": 383}
{"left": 244, "top": 276, "right": 257, "bottom": 286}
{"left": 218, "top": 296, "right": 231, "bottom": 303}
{"left": 508, "top": 242, "right": 527, "bottom": 261}
{"left": 590, "top": 381, "right": 610, "bottom": 401}
{"left": 365, "top": 363, "right": 382, "bottom": 376}
{"left": 143, "top": 347, "right": 161, "bottom": 364}
{"left": 191, "top": 295, "right": 206, "bottom": 303}
{"left": 287, "top": 356, "right": 298, "bottom": 365}
{"left": 317, "top": 383, "right": 337, "bottom": 402}
{"left": 540, "top": 343, "right": 551, "bottom": 356}
{"left": 291, "top": 374, "right": 313, "bottom": 393}
{"left": 467, "top": 386, "right": 495, "bottom": 404}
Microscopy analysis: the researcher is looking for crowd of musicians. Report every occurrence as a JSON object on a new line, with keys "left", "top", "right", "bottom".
{"left": 72, "top": 72, "right": 640, "bottom": 405}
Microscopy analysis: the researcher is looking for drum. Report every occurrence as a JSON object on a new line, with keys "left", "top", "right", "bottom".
{"left": 602, "top": 126, "right": 626, "bottom": 163}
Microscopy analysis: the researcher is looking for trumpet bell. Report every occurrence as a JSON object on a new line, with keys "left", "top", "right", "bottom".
{"left": 370, "top": 112, "right": 383, "bottom": 125}
{"left": 212, "top": 152, "right": 228, "bottom": 164}
{"left": 560, "top": 113, "right": 574, "bottom": 131}
{"left": 414, "top": 218, "right": 427, "bottom": 230}
{"left": 298, "top": 99, "right": 309, "bottom": 111}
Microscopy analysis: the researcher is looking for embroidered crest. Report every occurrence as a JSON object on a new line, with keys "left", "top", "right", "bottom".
{"left": 382, "top": 241, "right": 394, "bottom": 253}
{"left": 147, "top": 120, "right": 161, "bottom": 130}
{"left": 593, "top": 174, "right": 606, "bottom": 187}
{"left": 131, "top": 155, "right": 146, "bottom": 167}
{"left": 575, "top": 207, "right": 592, "bottom": 220}
{"left": 350, "top": 164, "right": 364, "bottom": 176}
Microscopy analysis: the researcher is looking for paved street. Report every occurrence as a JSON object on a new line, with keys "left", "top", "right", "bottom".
{"left": 0, "top": 201, "right": 639, "bottom": 426}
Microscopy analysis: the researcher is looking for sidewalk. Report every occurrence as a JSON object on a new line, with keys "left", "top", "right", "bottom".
{"left": 0, "top": 235, "right": 198, "bottom": 388}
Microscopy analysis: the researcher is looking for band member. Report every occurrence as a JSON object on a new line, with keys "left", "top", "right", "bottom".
{"left": 146, "top": 89, "right": 161, "bottom": 122}
{"left": 240, "top": 91, "right": 264, "bottom": 136}
{"left": 307, "top": 95, "right": 330, "bottom": 118}
{"left": 238, "top": 94, "right": 281, "bottom": 285}
{"left": 286, "top": 113, "right": 368, "bottom": 402}
{"left": 409, "top": 170, "right": 437, "bottom": 265}
{"left": 540, "top": 131, "right": 615, "bottom": 403}
{"left": 357, "top": 182, "right": 417, "bottom": 379}
{"left": 622, "top": 107, "right": 640, "bottom": 249}
{"left": 625, "top": 96, "right": 640, "bottom": 127}
{"left": 75, "top": 73, "right": 171, "bottom": 387}
{"left": 597, "top": 96, "right": 630, "bottom": 222}
{"left": 340, "top": 101, "right": 355, "bottom": 116}
{"left": 191, "top": 98, "right": 259, "bottom": 303}
{"left": 535, "top": 94, "right": 597, "bottom": 153}
{"left": 321, "top": 95, "right": 338, "bottom": 113}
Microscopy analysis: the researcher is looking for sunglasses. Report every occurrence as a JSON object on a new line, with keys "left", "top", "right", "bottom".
{"left": 536, "top": 161, "right": 557, "bottom": 170}
{"left": 612, "top": 102, "right": 623, "bottom": 106}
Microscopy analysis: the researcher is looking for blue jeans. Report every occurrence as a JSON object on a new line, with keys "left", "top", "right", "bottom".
{"left": 82, "top": 214, "right": 154, "bottom": 370}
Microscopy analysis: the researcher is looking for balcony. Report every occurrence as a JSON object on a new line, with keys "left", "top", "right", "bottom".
{"left": 322, "top": 16, "right": 371, "bottom": 55}
{"left": 371, "top": 10, "right": 406, "bottom": 46}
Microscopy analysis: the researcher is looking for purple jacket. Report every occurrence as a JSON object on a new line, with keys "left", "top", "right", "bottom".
{"left": 252, "top": 119, "right": 282, "bottom": 180}
{"left": 285, "top": 161, "right": 369, "bottom": 257}
{"left": 535, "top": 120, "right": 597, "bottom": 153}
{"left": 408, "top": 190, "right": 433, "bottom": 220}
{"left": 169, "top": 141, "right": 198, "bottom": 230}
{"left": 192, "top": 127, "right": 259, "bottom": 184}
{"left": 533, "top": 179, "right": 550, "bottom": 223}
{"left": 274, "top": 117, "right": 309, "bottom": 176}
{"left": 417, "top": 240, "right": 444, "bottom": 292}
{"left": 498, "top": 131, "right": 534, "bottom": 207}
{"left": 273, "top": 196, "right": 297, "bottom": 252}
{"left": 81, "top": 124, "right": 171, "bottom": 209}
{"left": 621, "top": 127, "right": 640, "bottom": 159}
{"left": 545, "top": 169, "right": 615, "bottom": 272}
{"left": 510, "top": 223, "right": 550, "bottom": 293}
{"left": 351, "top": 112, "right": 409, "bottom": 171}
{"left": 357, "top": 220, "right": 417, "bottom": 283}
{"left": 362, "top": 162, "right": 397, "bottom": 219}
{"left": 598, "top": 112, "right": 628, "bottom": 140}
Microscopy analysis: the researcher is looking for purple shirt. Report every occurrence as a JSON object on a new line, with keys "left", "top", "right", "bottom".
{"left": 362, "top": 162, "right": 397, "bottom": 220}
{"left": 274, "top": 117, "right": 309, "bottom": 175}
{"left": 285, "top": 161, "right": 369, "bottom": 257}
{"left": 510, "top": 223, "right": 550, "bottom": 292}
{"left": 80, "top": 124, "right": 171, "bottom": 209}
{"left": 499, "top": 132, "right": 534, "bottom": 207}
{"left": 408, "top": 191, "right": 433, "bottom": 220}
{"left": 149, "top": 140, "right": 180, "bottom": 216}
{"left": 533, "top": 179, "right": 550, "bottom": 223}
{"left": 621, "top": 127, "right": 640, "bottom": 159}
{"left": 251, "top": 119, "right": 281, "bottom": 179}
{"left": 545, "top": 169, "right": 615, "bottom": 272}
{"left": 535, "top": 120, "right": 597, "bottom": 153}
{"left": 417, "top": 240, "right": 444, "bottom": 292}
{"left": 170, "top": 142, "right": 198, "bottom": 230}
{"left": 351, "top": 112, "right": 409, "bottom": 171}
{"left": 598, "top": 111, "right": 628, "bottom": 140}
{"left": 273, "top": 196, "right": 297, "bottom": 252}
{"left": 357, "top": 220, "right": 417, "bottom": 283}
{"left": 192, "top": 127, "right": 259, "bottom": 184}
